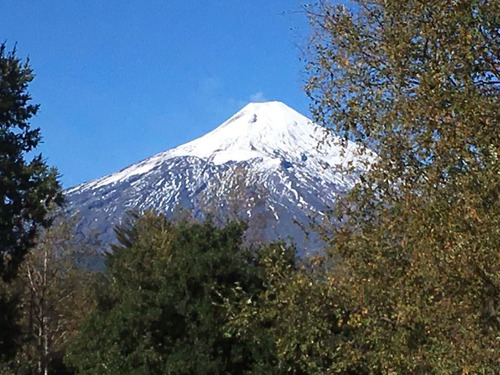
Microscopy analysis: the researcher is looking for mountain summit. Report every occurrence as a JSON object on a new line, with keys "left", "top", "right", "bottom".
{"left": 66, "top": 101, "right": 369, "bottom": 255}
{"left": 166, "top": 101, "right": 360, "bottom": 165}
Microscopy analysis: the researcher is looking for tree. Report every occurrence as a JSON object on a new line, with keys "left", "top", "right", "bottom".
{"left": 304, "top": 1, "right": 499, "bottom": 373}
{"left": 0, "top": 43, "right": 62, "bottom": 281}
{"left": 65, "top": 212, "right": 267, "bottom": 374}
{"left": 0, "top": 43, "right": 62, "bottom": 363}
{"left": 1, "top": 217, "right": 98, "bottom": 375}
{"left": 225, "top": 246, "right": 355, "bottom": 375}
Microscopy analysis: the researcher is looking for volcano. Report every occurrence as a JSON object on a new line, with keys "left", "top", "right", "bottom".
{"left": 65, "top": 101, "right": 370, "bottom": 255}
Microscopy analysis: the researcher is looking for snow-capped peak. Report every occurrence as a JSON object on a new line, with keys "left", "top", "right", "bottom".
{"left": 167, "top": 101, "right": 332, "bottom": 164}
{"left": 69, "top": 101, "right": 367, "bottom": 192}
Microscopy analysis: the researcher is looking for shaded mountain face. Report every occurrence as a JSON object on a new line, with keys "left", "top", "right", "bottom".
{"left": 65, "top": 101, "right": 369, "bottom": 256}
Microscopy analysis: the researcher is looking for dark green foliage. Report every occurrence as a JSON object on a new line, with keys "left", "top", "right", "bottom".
{"left": 67, "top": 211, "right": 361, "bottom": 374}
{"left": 65, "top": 213, "right": 269, "bottom": 374}
{"left": 0, "top": 42, "right": 62, "bottom": 365}
{"left": 0, "top": 43, "right": 62, "bottom": 282}
{"left": 0, "top": 292, "right": 20, "bottom": 362}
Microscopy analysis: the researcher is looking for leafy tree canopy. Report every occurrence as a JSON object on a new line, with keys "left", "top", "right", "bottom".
{"left": 0, "top": 216, "right": 98, "bottom": 375}
{"left": 305, "top": 1, "right": 499, "bottom": 373}
{"left": 66, "top": 213, "right": 274, "bottom": 374}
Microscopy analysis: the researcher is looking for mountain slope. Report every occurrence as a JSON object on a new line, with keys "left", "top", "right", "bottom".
{"left": 65, "top": 101, "right": 370, "bottom": 255}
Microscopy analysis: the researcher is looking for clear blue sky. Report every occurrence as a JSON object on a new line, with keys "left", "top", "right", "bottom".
{"left": 1, "top": 1, "right": 324, "bottom": 188}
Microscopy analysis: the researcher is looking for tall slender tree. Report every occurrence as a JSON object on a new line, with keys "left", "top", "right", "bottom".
{"left": 1, "top": 217, "right": 98, "bottom": 375}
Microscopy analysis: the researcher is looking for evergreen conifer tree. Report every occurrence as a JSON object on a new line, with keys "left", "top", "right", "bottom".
{"left": 0, "top": 43, "right": 62, "bottom": 281}
{"left": 65, "top": 213, "right": 267, "bottom": 374}
{"left": 0, "top": 43, "right": 62, "bottom": 362}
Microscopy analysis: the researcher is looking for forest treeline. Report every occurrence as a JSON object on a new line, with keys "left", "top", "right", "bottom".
{"left": 1, "top": 0, "right": 499, "bottom": 374}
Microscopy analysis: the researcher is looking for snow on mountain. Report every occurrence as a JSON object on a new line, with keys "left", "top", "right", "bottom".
{"left": 65, "top": 101, "right": 371, "bottom": 256}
